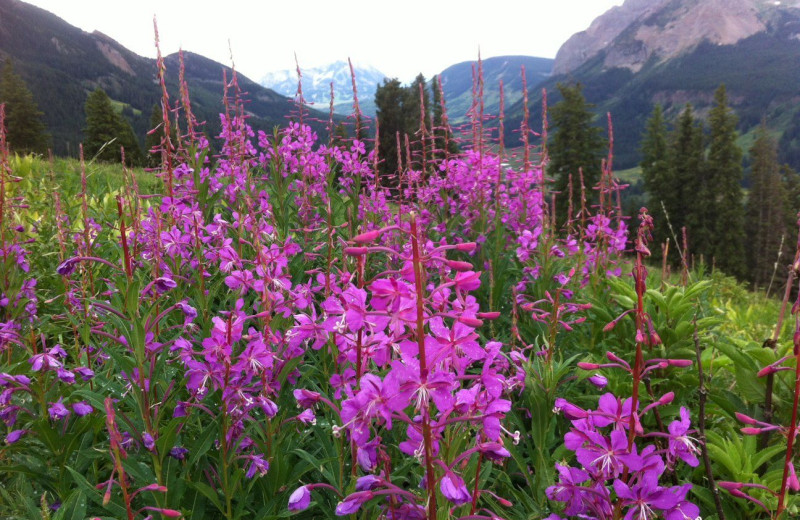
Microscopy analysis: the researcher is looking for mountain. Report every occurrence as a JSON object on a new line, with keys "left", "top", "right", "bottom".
{"left": 260, "top": 60, "right": 387, "bottom": 117}
{"left": 506, "top": 0, "right": 800, "bottom": 169}
{"left": 0, "top": 0, "right": 331, "bottom": 156}
{"left": 437, "top": 55, "right": 553, "bottom": 126}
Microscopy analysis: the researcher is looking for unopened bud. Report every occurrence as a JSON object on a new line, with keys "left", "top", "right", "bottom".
{"left": 757, "top": 365, "right": 778, "bottom": 377}
{"left": 446, "top": 260, "right": 474, "bottom": 272}
{"left": 668, "top": 359, "right": 693, "bottom": 368}
{"left": 352, "top": 229, "right": 381, "bottom": 244}
{"left": 741, "top": 427, "right": 762, "bottom": 435}
{"left": 458, "top": 316, "right": 484, "bottom": 327}
{"left": 577, "top": 362, "right": 600, "bottom": 370}
{"left": 718, "top": 481, "right": 744, "bottom": 491}
{"left": 477, "top": 311, "right": 501, "bottom": 320}
{"left": 735, "top": 412, "right": 759, "bottom": 425}
{"left": 603, "top": 320, "right": 617, "bottom": 332}
{"left": 139, "top": 483, "right": 168, "bottom": 493}
{"left": 344, "top": 247, "right": 368, "bottom": 256}
{"left": 657, "top": 392, "right": 675, "bottom": 406}
{"left": 456, "top": 242, "right": 477, "bottom": 252}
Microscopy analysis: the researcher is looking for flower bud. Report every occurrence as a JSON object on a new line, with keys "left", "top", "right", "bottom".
{"left": 657, "top": 392, "right": 675, "bottom": 406}
{"left": 757, "top": 365, "right": 779, "bottom": 377}
{"left": 352, "top": 229, "right": 381, "bottom": 244}
{"left": 344, "top": 247, "right": 368, "bottom": 256}
{"left": 734, "top": 412, "right": 758, "bottom": 425}
{"left": 458, "top": 316, "right": 484, "bottom": 327}
{"left": 577, "top": 362, "right": 600, "bottom": 370}
{"left": 667, "top": 359, "right": 693, "bottom": 368}
{"left": 603, "top": 320, "right": 617, "bottom": 332}
{"left": 455, "top": 242, "right": 477, "bottom": 252}
{"left": 477, "top": 311, "right": 501, "bottom": 320}
{"left": 446, "top": 260, "right": 474, "bottom": 272}
{"left": 741, "top": 427, "right": 762, "bottom": 435}
{"left": 717, "top": 481, "right": 744, "bottom": 491}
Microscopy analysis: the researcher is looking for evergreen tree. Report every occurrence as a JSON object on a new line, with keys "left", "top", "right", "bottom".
{"left": 145, "top": 104, "right": 163, "bottom": 168}
{"left": 431, "top": 75, "right": 458, "bottom": 160}
{"left": 781, "top": 164, "right": 800, "bottom": 261}
{"left": 745, "top": 121, "right": 785, "bottom": 287}
{"left": 0, "top": 59, "right": 49, "bottom": 154}
{"left": 404, "top": 74, "right": 428, "bottom": 137}
{"left": 705, "top": 84, "right": 746, "bottom": 278}
{"left": 640, "top": 104, "right": 672, "bottom": 260}
{"left": 548, "top": 83, "right": 605, "bottom": 225}
{"left": 670, "top": 105, "right": 706, "bottom": 262}
{"left": 404, "top": 74, "right": 430, "bottom": 170}
{"left": 374, "top": 78, "right": 407, "bottom": 178}
{"left": 84, "top": 88, "right": 142, "bottom": 166}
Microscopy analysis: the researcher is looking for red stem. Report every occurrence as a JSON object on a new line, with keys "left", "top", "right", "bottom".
{"left": 410, "top": 214, "right": 438, "bottom": 520}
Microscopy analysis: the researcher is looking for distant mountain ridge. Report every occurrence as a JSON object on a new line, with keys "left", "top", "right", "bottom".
{"left": 260, "top": 61, "right": 387, "bottom": 117}
{"left": 437, "top": 55, "right": 553, "bottom": 126}
{"left": 506, "top": 0, "right": 800, "bottom": 169}
{"left": 0, "top": 0, "right": 331, "bottom": 156}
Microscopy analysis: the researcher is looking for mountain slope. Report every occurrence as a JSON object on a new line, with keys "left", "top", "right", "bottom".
{"left": 0, "top": 0, "right": 330, "bottom": 156}
{"left": 506, "top": 0, "right": 800, "bottom": 169}
{"left": 437, "top": 55, "right": 553, "bottom": 126}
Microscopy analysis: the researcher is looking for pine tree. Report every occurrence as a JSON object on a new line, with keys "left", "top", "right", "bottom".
{"left": 745, "top": 121, "right": 785, "bottom": 287}
{"left": 374, "top": 78, "right": 407, "bottom": 178}
{"left": 640, "top": 104, "right": 673, "bottom": 260}
{"left": 705, "top": 84, "right": 746, "bottom": 278}
{"left": 0, "top": 59, "right": 49, "bottom": 154}
{"left": 145, "top": 104, "right": 163, "bottom": 168}
{"left": 670, "top": 105, "right": 706, "bottom": 262}
{"left": 84, "top": 88, "right": 142, "bottom": 166}
{"left": 548, "top": 83, "right": 605, "bottom": 225}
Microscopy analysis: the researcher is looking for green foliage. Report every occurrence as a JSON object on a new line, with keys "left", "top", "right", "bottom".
{"left": 0, "top": 59, "right": 49, "bottom": 154}
{"left": 548, "top": 83, "right": 606, "bottom": 224}
{"left": 746, "top": 121, "right": 786, "bottom": 287}
{"left": 705, "top": 85, "right": 746, "bottom": 278}
{"left": 374, "top": 75, "right": 435, "bottom": 177}
{"left": 84, "top": 88, "right": 143, "bottom": 166}
{"left": 640, "top": 103, "right": 672, "bottom": 259}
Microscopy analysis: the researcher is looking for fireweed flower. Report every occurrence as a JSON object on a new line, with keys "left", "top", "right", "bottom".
{"left": 72, "top": 401, "right": 94, "bottom": 416}
{"left": 288, "top": 485, "right": 311, "bottom": 511}
{"left": 666, "top": 407, "right": 700, "bottom": 468}
{"left": 48, "top": 399, "right": 70, "bottom": 420}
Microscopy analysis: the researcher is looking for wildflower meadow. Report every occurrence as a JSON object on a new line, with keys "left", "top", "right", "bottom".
{"left": 2, "top": 37, "right": 800, "bottom": 520}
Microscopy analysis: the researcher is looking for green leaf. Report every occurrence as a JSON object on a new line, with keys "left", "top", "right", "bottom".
{"left": 187, "top": 481, "right": 224, "bottom": 513}
{"left": 52, "top": 490, "right": 87, "bottom": 520}
{"left": 65, "top": 467, "right": 129, "bottom": 517}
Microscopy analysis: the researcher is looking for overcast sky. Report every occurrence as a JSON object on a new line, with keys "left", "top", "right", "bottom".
{"left": 25, "top": 0, "right": 624, "bottom": 83}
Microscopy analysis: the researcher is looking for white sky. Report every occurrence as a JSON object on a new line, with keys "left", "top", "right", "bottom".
{"left": 25, "top": 0, "right": 624, "bottom": 83}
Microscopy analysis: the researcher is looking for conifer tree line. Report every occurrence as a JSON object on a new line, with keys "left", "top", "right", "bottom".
{"left": 546, "top": 80, "right": 800, "bottom": 285}
{"left": 374, "top": 73, "right": 457, "bottom": 178}
{"left": 639, "top": 85, "right": 800, "bottom": 285}
{"left": 0, "top": 59, "right": 49, "bottom": 154}
{"left": 0, "top": 59, "right": 144, "bottom": 166}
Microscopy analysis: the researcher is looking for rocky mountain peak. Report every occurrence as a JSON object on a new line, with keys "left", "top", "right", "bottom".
{"left": 553, "top": 0, "right": 797, "bottom": 75}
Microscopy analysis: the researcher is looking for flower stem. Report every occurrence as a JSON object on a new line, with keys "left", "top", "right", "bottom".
{"left": 410, "top": 213, "right": 438, "bottom": 520}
